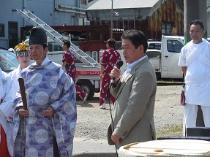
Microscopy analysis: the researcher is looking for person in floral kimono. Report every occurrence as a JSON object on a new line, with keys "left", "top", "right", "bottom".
{"left": 62, "top": 40, "right": 88, "bottom": 103}
{"left": 99, "top": 38, "right": 121, "bottom": 109}
{"left": 13, "top": 27, "right": 77, "bottom": 157}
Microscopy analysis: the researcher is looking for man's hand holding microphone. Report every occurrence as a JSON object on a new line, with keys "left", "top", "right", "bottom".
{"left": 110, "top": 61, "right": 123, "bottom": 87}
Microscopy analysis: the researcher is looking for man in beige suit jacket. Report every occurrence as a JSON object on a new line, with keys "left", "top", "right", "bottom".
{"left": 109, "top": 30, "right": 157, "bottom": 148}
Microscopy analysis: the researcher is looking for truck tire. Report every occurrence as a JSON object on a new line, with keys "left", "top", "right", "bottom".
{"left": 77, "top": 80, "right": 95, "bottom": 100}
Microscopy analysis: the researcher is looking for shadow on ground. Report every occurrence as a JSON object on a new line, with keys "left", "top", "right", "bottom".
{"left": 157, "top": 78, "right": 184, "bottom": 86}
{"left": 77, "top": 96, "right": 99, "bottom": 107}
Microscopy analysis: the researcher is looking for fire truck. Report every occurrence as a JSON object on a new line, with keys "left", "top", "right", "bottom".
{"left": 47, "top": 39, "right": 102, "bottom": 100}
{"left": 15, "top": 9, "right": 104, "bottom": 100}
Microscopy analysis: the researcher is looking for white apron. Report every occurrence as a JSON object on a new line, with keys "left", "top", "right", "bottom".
{"left": 185, "top": 40, "right": 210, "bottom": 106}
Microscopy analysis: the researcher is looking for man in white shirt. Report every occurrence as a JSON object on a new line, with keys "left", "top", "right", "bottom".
{"left": 178, "top": 20, "right": 210, "bottom": 131}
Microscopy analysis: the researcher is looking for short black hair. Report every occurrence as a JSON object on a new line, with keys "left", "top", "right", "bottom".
{"left": 106, "top": 38, "right": 116, "bottom": 49}
{"left": 63, "top": 40, "right": 71, "bottom": 48}
{"left": 190, "top": 20, "right": 204, "bottom": 31}
{"left": 121, "top": 30, "right": 148, "bottom": 53}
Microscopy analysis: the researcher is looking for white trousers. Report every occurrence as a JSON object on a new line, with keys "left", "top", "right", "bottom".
{"left": 184, "top": 104, "right": 210, "bottom": 128}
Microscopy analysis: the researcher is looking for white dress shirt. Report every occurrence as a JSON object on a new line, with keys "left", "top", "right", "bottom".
{"left": 122, "top": 55, "right": 147, "bottom": 81}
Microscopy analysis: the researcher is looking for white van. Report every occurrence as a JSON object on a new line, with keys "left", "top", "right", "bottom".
{"left": 147, "top": 35, "right": 184, "bottom": 79}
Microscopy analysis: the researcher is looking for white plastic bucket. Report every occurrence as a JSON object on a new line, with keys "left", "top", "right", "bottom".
{"left": 118, "top": 139, "right": 210, "bottom": 156}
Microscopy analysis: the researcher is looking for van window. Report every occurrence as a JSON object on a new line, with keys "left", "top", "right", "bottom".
{"left": 148, "top": 43, "right": 161, "bottom": 50}
{"left": 167, "top": 40, "right": 183, "bottom": 53}
{"left": 146, "top": 50, "right": 161, "bottom": 58}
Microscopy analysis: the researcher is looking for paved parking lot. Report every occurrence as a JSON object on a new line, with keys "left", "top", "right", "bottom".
{"left": 73, "top": 85, "right": 183, "bottom": 156}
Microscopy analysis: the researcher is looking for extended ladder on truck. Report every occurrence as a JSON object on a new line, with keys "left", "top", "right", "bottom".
{"left": 14, "top": 9, "right": 99, "bottom": 68}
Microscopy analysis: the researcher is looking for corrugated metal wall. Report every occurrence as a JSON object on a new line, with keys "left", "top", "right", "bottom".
{"left": 87, "top": 0, "right": 183, "bottom": 41}
{"left": 148, "top": 0, "right": 183, "bottom": 40}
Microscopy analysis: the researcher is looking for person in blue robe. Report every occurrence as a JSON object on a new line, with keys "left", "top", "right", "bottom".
{"left": 13, "top": 27, "right": 77, "bottom": 157}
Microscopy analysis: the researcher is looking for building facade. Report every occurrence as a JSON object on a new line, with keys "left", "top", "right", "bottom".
{"left": 86, "top": 0, "right": 184, "bottom": 40}
{"left": 0, "top": 0, "right": 88, "bottom": 49}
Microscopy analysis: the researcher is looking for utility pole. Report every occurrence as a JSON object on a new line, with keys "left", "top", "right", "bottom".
{"left": 184, "top": 0, "right": 207, "bottom": 127}
{"left": 184, "top": 0, "right": 207, "bottom": 42}
{"left": 110, "top": 0, "right": 113, "bottom": 38}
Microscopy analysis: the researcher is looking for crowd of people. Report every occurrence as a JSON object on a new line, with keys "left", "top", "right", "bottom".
{"left": 0, "top": 19, "right": 209, "bottom": 156}
{"left": 0, "top": 27, "right": 77, "bottom": 157}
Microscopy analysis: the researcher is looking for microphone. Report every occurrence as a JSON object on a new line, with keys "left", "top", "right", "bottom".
{"left": 116, "top": 60, "right": 123, "bottom": 69}
{"left": 110, "top": 60, "right": 123, "bottom": 87}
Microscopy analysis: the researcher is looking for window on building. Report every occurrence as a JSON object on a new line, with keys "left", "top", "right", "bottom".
{"left": 162, "top": 22, "right": 173, "bottom": 35}
{"left": 81, "top": 0, "right": 87, "bottom": 5}
{"left": 8, "top": 21, "right": 18, "bottom": 48}
{"left": 0, "top": 24, "right": 5, "bottom": 37}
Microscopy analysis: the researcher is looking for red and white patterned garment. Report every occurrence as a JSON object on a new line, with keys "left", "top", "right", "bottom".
{"left": 63, "top": 51, "right": 87, "bottom": 101}
{"left": 99, "top": 48, "right": 121, "bottom": 106}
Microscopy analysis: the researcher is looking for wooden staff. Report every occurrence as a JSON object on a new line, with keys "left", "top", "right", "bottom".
{"left": 18, "top": 78, "right": 28, "bottom": 110}
{"left": 18, "top": 78, "right": 27, "bottom": 157}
